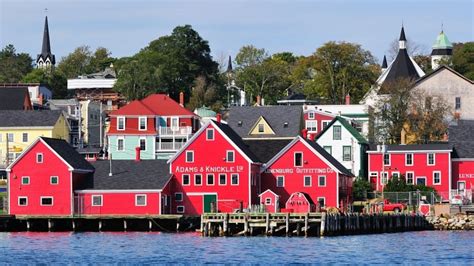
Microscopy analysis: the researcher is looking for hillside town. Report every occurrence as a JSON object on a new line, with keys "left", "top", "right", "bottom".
{"left": 1, "top": 15, "right": 474, "bottom": 221}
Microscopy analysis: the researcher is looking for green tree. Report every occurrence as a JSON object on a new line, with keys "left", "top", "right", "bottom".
{"left": 352, "top": 177, "right": 372, "bottom": 201}
{"left": 452, "top": 42, "right": 474, "bottom": 80}
{"left": 57, "top": 46, "right": 114, "bottom": 79}
{"left": 0, "top": 44, "right": 33, "bottom": 83}
{"left": 187, "top": 75, "right": 223, "bottom": 112}
{"left": 22, "top": 68, "right": 68, "bottom": 99}
{"left": 235, "top": 45, "right": 268, "bottom": 68}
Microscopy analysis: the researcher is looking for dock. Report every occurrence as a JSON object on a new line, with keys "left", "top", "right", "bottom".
{"left": 200, "top": 212, "right": 432, "bottom": 237}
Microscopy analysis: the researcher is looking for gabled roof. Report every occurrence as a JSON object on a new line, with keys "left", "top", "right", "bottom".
{"left": 244, "top": 139, "right": 293, "bottom": 163}
{"left": 367, "top": 143, "right": 452, "bottom": 152}
{"left": 227, "top": 106, "right": 302, "bottom": 139}
{"left": 41, "top": 137, "right": 94, "bottom": 171}
{"left": 449, "top": 120, "right": 474, "bottom": 158}
{"left": 78, "top": 160, "right": 170, "bottom": 190}
{"left": 249, "top": 116, "right": 276, "bottom": 135}
{"left": 110, "top": 100, "right": 155, "bottom": 116}
{"left": 415, "top": 65, "right": 473, "bottom": 85}
{"left": 315, "top": 116, "right": 368, "bottom": 144}
{"left": 0, "top": 110, "right": 63, "bottom": 127}
{"left": 141, "top": 94, "right": 196, "bottom": 116}
{"left": 258, "top": 189, "right": 279, "bottom": 198}
{"left": 0, "top": 87, "right": 31, "bottom": 110}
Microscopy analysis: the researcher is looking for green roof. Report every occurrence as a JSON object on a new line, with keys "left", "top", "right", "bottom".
{"left": 433, "top": 31, "right": 453, "bottom": 49}
{"left": 316, "top": 116, "right": 368, "bottom": 144}
{"left": 195, "top": 106, "right": 216, "bottom": 117}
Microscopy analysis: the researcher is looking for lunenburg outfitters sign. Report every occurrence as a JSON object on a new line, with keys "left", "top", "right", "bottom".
{"left": 175, "top": 166, "right": 245, "bottom": 173}
{"left": 265, "top": 168, "right": 335, "bottom": 174}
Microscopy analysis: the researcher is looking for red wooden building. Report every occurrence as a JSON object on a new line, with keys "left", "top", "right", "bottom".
{"left": 167, "top": 118, "right": 261, "bottom": 215}
{"left": 259, "top": 189, "right": 279, "bottom": 213}
{"left": 367, "top": 144, "right": 452, "bottom": 200}
{"left": 449, "top": 120, "right": 474, "bottom": 202}
{"left": 285, "top": 192, "right": 315, "bottom": 213}
{"left": 261, "top": 136, "right": 354, "bottom": 210}
{"left": 7, "top": 137, "right": 94, "bottom": 217}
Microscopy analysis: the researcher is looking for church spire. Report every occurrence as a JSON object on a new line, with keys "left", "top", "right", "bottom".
{"left": 226, "top": 55, "right": 233, "bottom": 73}
{"left": 399, "top": 26, "right": 407, "bottom": 50}
{"left": 381, "top": 55, "right": 388, "bottom": 70}
{"left": 36, "top": 15, "right": 55, "bottom": 69}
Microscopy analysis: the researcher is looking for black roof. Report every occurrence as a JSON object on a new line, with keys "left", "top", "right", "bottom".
{"left": 244, "top": 139, "right": 292, "bottom": 163}
{"left": 0, "top": 110, "right": 62, "bottom": 127}
{"left": 0, "top": 87, "right": 29, "bottom": 110}
{"left": 81, "top": 160, "right": 171, "bottom": 190}
{"left": 227, "top": 56, "right": 233, "bottom": 73}
{"left": 37, "top": 16, "right": 55, "bottom": 64}
{"left": 368, "top": 143, "right": 452, "bottom": 151}
{"left": 380, "top": 48, "right": 420, "bottom": 93}
{"left": 431, "top": 49, "right": 453, "bottom": 56}
{"left": 381, "top": 55, "right": 388, "bottom": 69}
{"left": 399, "top": 26, "right": 407, "bottom": 41}
{"left": 41, "top": 137, "right": 94, "bottom": 171}
{"left": 301, "top": 138, "right": 353, "bottom": 176}
{"left": 214, "top": 121, "right": 260, "bottom": 162}
{"left": 449, "top": 120, "right": 474, "bottom": 158}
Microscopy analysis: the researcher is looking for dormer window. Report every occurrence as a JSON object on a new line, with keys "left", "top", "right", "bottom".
{"left": 308, "top": 112, "right": 315, "bottom": 119}
{"left": 117, "top": 117, "right": 125, "bottom": 130}
{"left": 238, "top": 121, "right": 243, "bottom": 127}
{"left": 258, "top": 124, "right": 264, "bottom": 133}
{"left": 283, "top": 122, "right": 288, "bottom": 128}
{"left": 139, "top": 117, "right": 147, "bottom": 131}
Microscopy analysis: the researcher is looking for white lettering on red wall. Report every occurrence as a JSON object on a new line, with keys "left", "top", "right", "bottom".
{"left": 265, "top": 168, "right": 334, "bottom": 174}
{"left": 459, "top": 174, "right": 474, "bottom": 179}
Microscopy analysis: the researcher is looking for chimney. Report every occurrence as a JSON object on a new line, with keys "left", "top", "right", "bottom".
{"left": 345, "top": 94, "right": 350, "bottom": 105}
{"left": 216, "top": 113, "right": 221, "bottom": 123}
{"left": 301, "top": 129, "right": 308, "bottom": 139}
{"left": 135, "top": 147, "right": 141, "bottom": 162}
{"left": 443, "top": 132, "right": 448, "bottom": 141}
{"left": 256, "top": 95, "right": 261, "bottom": 106}
{"left": 179, "top": 92, "right": 184, "bottom": 107}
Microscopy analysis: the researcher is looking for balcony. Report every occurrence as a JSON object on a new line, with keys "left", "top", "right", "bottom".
{"left": 159, "top": 126, "right": 192, "bottom": 137}
{"left": 157, "top": 142, "right": 186, "bottom": 151}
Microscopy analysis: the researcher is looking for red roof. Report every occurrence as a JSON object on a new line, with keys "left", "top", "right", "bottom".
{"left": 110, "top": 94, "right": 196, "bottom": 117}
{"left": 111, "top": 100, "right": 155, "bottom": 116}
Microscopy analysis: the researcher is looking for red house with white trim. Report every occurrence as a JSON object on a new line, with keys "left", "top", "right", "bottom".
{"left": 7, "top": 137, "right": 94, "bottom": 217}
{"left": 259, "top": 189, "right": 279, "bottom": 213}
{"left": 167, "top": 118, "right": 261, "bottom": 215}
{"left": 449, "top": 120, "right": 474, "bottom": 202}
{"left": 261, "top": 136, "right": 354, "bottom": 210}
{"left": 285, "top": 192, "right": 315, "bottom": 213}
{"left": 367, "top": 144, "right": 452, "bottom": 200}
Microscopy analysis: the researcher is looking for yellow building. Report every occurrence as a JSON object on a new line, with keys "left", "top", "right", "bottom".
{"left": 0, "top": 110, "right": 70, "bottom": 167}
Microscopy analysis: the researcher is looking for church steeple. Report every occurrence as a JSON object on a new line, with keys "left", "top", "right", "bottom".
{"left": 399, "top": 26, "right": 407, "bottom": 50}
{"left": 381, "top": 55, "right": 388, "bottom": 71}
{"left": 431, "top": 28, "right": 453, "bottom": 70}
{"left": 36, "top": 16, "right": 55, "bottom": 69}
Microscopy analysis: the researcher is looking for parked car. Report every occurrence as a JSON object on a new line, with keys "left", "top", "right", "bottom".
{"left": 381, "top": 199, "right": 406, "bottom": 213}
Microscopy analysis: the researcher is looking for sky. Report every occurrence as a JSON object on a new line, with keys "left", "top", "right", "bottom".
{"left": 0, "top": 0, "right": 473, "bottom": 66}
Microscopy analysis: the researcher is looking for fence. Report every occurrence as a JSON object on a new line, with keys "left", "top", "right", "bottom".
{"left": 366, "top": 191, "right": 442, "bottom": 206}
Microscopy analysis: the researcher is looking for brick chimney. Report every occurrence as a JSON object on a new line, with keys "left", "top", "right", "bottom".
{"left": 179, "top": 92, "right": 184, "bottom": 107}
{"left": 345, "top": 93, "right": 350, "bottom": 105}
{"left": 216, "top": 113, "right": 221, "bottom": 123}
{"left": 135, "top": 147, "right": 141, "bottom": 162}
{"left": 301, "top": 129, "right": 308, "bottom": 139}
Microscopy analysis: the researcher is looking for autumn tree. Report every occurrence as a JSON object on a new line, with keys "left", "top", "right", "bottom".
{"left": 0, "top": 44, "right": 33, "bottom": 83}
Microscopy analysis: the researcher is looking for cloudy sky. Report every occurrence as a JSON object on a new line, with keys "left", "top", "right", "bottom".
{"left": 1, "top": 0, "right": 473, "bottom": 65}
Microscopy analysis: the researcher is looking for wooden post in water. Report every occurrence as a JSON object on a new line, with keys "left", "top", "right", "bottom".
{"left": 265, "top": 213, "right": 270, "bottom": 236}
{"left": 285, "top": 213, "right": 290, "bottom": 236}
{"left": 72, "top": 220, "right": 76, "bottom": 231}
{"left": 123, "top": 220, "right": 127, "bottom": 232}
{"left": 48, "top": 219, "right": 52, "bottom": 232}
{"left": 244, "top": 214, "right": 249, "bottom": 236}
{"left": 99, "top": 220, "right": 102, "bottom": 232}
{"left": 222, "top": 213, "right": 229, "bottom": 236}
{"left": 26, "top": 220, "right": 30, "bottom": 231}
{"left": 149, "top": 220, "right": 153, "bottom": 232}
{"left": 304, "top": 213, "right": 309, "bottom": 237}
{"left": 320, "top": 212, "right": 326, "bottom": 236}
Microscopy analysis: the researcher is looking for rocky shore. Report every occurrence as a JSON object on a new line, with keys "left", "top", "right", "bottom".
{"left": 427, "top": 213, "right": 474, "bottom": 230}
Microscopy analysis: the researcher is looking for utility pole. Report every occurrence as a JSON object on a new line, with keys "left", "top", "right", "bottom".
{"left": 5, "top": 133, "right": 9, "bottom": 166}
{"left": 99, "top": 93, "right": 103, "bottom": 148}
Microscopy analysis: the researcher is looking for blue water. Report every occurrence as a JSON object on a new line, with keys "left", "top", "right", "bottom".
{"left": 0, "top": 231, "right": 473, "bottom": 264}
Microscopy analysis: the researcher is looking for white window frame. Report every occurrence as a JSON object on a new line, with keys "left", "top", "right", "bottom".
{"left": 308, "top": 111, "right": 315, "bottom": 119}
{"left": 138, "top": 116, "right": 147, "bottom": 131}
{"left": 177, "top": 205, "right": 185, "bottom": 213}
{"left": 21, "top": 176, "right": 30, "bottom": 185}
{"left": 135, "top": 194, "right": 147, "bottom": 206}
{"left": 219, "top": 174, "right": 227, "bottom": 186}
{"left": 304, "top": 175, "right": 312, "bottom": 187}
{"left": 18, "top": 196, "right": 28, "bottom": 206}
{"left": 265, "top": 197, "right": 272, "bottom": 205}
{"left": 36, "top": 153, "right": 43, "bottom": 163}
{"left": 206, "top": 128, "right": 214, "bottom": 141}
{"left": 427, "top": 153, "right": 436, "bottom": 166}
{"left": 22, "top": 133, "right": 28, "bottom": 143}
{"left": 194, "top": 174, "right": 202, "bottom": 186}
{"left": 226, "top": 150, "right": 235, "bottom": 163}
{"left": 175, "top": 192, "right": 183, "bottom": 202}
{"left": 333, "top": 125, "right": 342, "bottom": 140}
{"left": 231, "top": 173, "right": 239, "bottom": 186}
{"left": 50, "top": 176, "right": 59, "bottom": 185}
{"left": 305, "top": 121, "right": 317, "bottom": 132}
{"left": 139, "top": 137, "right": 147, "bottom": 151}
{"left": 383, "top": 154, "right": 390, "bottom": 166}
{"left": 381, "top": 172, "right": 388, "bottom": 185}
{"left": 7, "top": 133, "right": 14, "bottom": 142}
{"left": 405, "top": 153, "right": 413, "bottom": 166}
{"left": 92, "top": 195, "right": 103, "bottom": 206}
{"left": 294, "top": 152, "right": 303, "bottom": 167}
{"left": 343, "top": 146, "right": 352, "bottom": 161}
{"left": 433, "top": 171, "right": 441, "bottom": 185}
{"left": 276, "top": 176, "right": 285, "bottom": 187}
{"left": 206, "top": 174, "right": 215, "bottom": 186}
{"left": 40, "top": 196, "right": 54, "bottom": 206}
{"left": 318, "top": 175, "right": 326, "bottom": 187}
{"left": 117, "top": 116, "right": 126, "bottom": 131}
{"left": 182, "top": 174, "right": 190, "bottom": 186}
{"left": 171, "top": 117, "right": 179, "bottom": 130}
{"left": 405, "top": 171, "right": 414, "bottom": 185}
{"left": 186, "top": 151, "right": 194, "bottom": 163}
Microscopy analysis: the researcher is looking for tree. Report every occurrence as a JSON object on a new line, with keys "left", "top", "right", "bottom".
{"left": 0, "top": 44, "right": 33, "bottom": 83}
{"left": 235, "top": 45, "right": 268, "bottom": 68}
{"left": 187, "top": 76, "right": 223, "bottom": 112}
{"left": 413, "top": 55, "right": 432, "bottom": 74}
{"left": 22, "top": 68, "right": 68, "bottom": 99}
{"left": 114, "top": 25, "right": 220, "bottom": 102}
{"left": 352, "top": 177, "right": 372, "bottom": 201}
{"left": 57, "top": 46, "right": 114, "bottom": 79}
{"left": 451, "top": 42, "right": 474, "bottom": 80}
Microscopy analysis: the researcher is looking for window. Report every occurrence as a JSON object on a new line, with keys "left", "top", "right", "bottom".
{"left": 308, "top": 112, "right": 315, "bottom": 119}
{"left": 18, "top": 197, "right": 28, "bottom": 206}
{"left": 318, "top": 176, "right": 326, "bottom": 187}
{"left": 177, "top": 206, "right": 185, "bottom": 213}
{"left": 92, "top": 195, "right": 103, "bottom": 206}
{"left": 265, "top": 198, "right": 272, "bottom": 205}
{"left": 175, "top": 192, "right": 183, "bottom": 202}
{"left": 392, "top": 172, "right": 400, "bottom": 179}
{"left": 381, "top": 172, "right": 388, "bottom": 185}
{"left": 417, "top": 177, "right": 426, "bottom": 186}
{"left": 406, "top": 172, "right": 414, "bottom": 185}
{"left": 322, "top": 121, "right": 331, "bottom": 130}
{"left": 206, "top": 129, "right": 214, "bottom": 140}
{"left": 276, "top": 176, "right": 284, "bottom": 187}
{"left": 323, "top": 146, "right": 332, "bottom": 155}
{"left": 406, "top": 153, "right": 413, "bottom": 166}
{"left": 41, "top": 197, "right": 53, "bottom": 206}
{"left": 117, "top": 117, "right": 125, "bottom": 130}
{"left": 383, "top": 154, "right": 390, "bottom": 166}
{"left": 7, "top": 133, "right": 13, "bottom": 142}
{"left": 21, "top": 176, "right": 29, "bottom": 185}
{"left": 50, "top": 176, "right": 58, "bottom": 185}
{"left": 139, "top": 138, "right": 146, "bottom": 151}
{"left": 333, "top": 125, "right": 341, "bottom": 140}
{"left": 117, "top": 138, "right": 124, "bottom": 151}
{"left": 186, "top": 151, "right": 194, "bottom": 163}
{"left": 182, "top": 174, "right": 190, "bottom": 186}
{"left": 317, "top": 197, "right": 326, "bottom": 208}
{"left": 171, "top": 117, "right": 179, "bottom": 130}
{"left": 219, "top": 174, "right": 226, "bottom": 185}
{"left": 304, "top": 176, "right": 312, "bottom": 187}
{"left": 433, "top": 171, "right": 441, "bottom": 185}
{"left": 427, "top": 153, "right": 435, "bottom": 165}
{"left": 139, "top": 117, "right": 147, "bottom": 130}
{"left": 207, "top": 174, "right": 214, "bottom": 185}
{"left": 294, "top": 152, "right": 303, "bottom": 167}
{"left": 258, "top": 124, "right": 264, "bottom": 133}
{"left": 343, "top": 146, "right": 352, "bottom": 161}
{"left": 226, "top": 151, "right": 235, "bottom": 162}
{"left": 135, "top": 195, "right": 147, "bottom": 206}
{"left": 231, "top": 174, "right": 239, "bottom": 185}
{"left": 195, "top": 174, "right": 202, "bottom": 186}
{"left": 0, "top": 134, "right": 2, "bottom": 142}
{"left": 306, "top": 121, "right": 317, "bottom": 132}
{"left": 36, "top": 153, "right": 43, "bottom": 163}
{"left": 455, "top": 97, "right": 461, "bottom": 110}
{"left": 22, "top": 133, "right": 28, "bottom": 143}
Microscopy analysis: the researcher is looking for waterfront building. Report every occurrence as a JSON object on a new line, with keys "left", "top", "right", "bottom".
{"left": 261, "top": 135, "right": 353, "bottom": 210}
{"left": 7, "top": 137, "right": 94, "bottom": 216}
{"left": 449, "top": 120, "right": 474, "bottom": 200}
{"left": 0, "top": 87, "right": 33, "bottom": 110}
{"left": 285, "top": 192, "right": 315, "bottom": 213}
{"left": 167, "top": 117, "right": 261, "bottom": 215}
{"left": 258, "top": 189, "right": 279, "bottom": 213}
{"left": 315, "top": 116, "right": 369, "bottom": 178}
{"left": 107, "top": 93, "right": 200, "bottom": 160}
{"left": 367, "top": 144, "right": 452, "bottom": 200}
